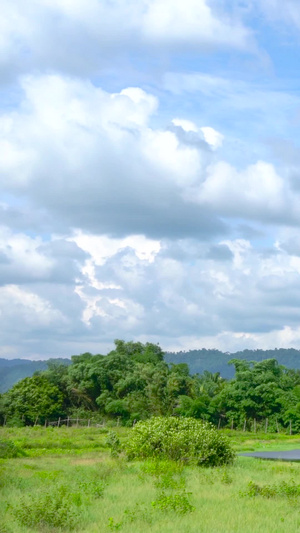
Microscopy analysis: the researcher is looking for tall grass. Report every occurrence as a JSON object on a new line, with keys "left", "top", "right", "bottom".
{"left": 1, "top": 426, "right": 300, "bottom": 532}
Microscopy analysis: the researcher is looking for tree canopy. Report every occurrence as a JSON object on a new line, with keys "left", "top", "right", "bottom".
{"left": 1, "top": 341, "right": 300, "bottom": 430}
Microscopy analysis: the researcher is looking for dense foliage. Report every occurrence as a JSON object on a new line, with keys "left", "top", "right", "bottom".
{"left": 3, "top": 348, "right": 300, "bottom": 393}
{"left": 1, "top": 340, "right": 300, "bottom": 430}
{"left": 125, "top": 417, "right": 235, "bottom": 466}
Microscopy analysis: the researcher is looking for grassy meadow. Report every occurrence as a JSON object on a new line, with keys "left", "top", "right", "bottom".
{"left": 1, "top": 426, "right": 300, "bottom": 532}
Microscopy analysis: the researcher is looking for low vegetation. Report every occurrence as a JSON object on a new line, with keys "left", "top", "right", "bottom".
{"left": 1, "top": 426, "right": 300, "bottom": 532}
{"left": 2, "top": 340, "right": 300, "bottom": 531}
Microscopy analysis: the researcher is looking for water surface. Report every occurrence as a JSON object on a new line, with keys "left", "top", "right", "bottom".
{"left": 240, "top": 449, "right": 300, "bottom": 461}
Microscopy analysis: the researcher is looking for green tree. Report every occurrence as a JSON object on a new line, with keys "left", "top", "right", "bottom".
{"left": 214, "top": 359, "right": 296, "bottom": 426}
{"left": 1, "top": 375, "right": 64, "bottom": 424}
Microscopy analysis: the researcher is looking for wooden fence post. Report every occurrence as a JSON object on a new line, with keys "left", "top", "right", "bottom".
{"left": 265, "top": 418, "right": 268, "bottom": 433}
{"left": 218, "top": 418, "right": 221, "bottom": 430}
{"left": 290, "top": 420, "right": 292, "bottom": 435}
{"left": 254, "top": 418, "right": 256, "bottom": 433}
{"left": 243, "top": 419, "right": 246, "bottom": 432}
{"left": 57, "top": 417, "right": 61, "bottom": 428}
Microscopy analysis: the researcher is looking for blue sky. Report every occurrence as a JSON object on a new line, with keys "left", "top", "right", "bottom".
{"left": 1, "top": 0, "right": 300, "bottom": 359}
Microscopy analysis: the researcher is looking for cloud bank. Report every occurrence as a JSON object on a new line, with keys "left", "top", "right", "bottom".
{"left": 1, "top": 0, "right": 300, "bottom": 358}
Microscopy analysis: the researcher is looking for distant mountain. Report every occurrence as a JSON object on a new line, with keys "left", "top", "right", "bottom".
{"left": 165, "top": 348, "right": 300, "bottom": 378}
{"left": 0, "top": 358, "right": 71, "bottom": 393}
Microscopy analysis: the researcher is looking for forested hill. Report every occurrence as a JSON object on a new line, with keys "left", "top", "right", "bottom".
{"left": 1, "top": 348, "right": 300, "bottom": 392}
{"left": 165, "top": 348, "right": 300, "bottom": 378}
{"left": 0, "top": 358, "right": 71, "bottom": 393}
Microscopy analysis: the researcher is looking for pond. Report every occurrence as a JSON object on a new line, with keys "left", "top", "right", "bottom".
{"left": 240, "top": 450, "right": 300, "bottom": 461}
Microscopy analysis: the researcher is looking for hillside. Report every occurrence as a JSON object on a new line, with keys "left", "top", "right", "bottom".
{"left": 165, "top": 348, "right": 300, "bottom": 378}
{"left": 0, "top": 358, "right": 71, "bottom": 393}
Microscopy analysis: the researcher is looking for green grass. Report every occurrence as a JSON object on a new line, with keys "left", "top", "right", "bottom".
{"left": 1, "top": 426, "right": 300, "bottom": 532}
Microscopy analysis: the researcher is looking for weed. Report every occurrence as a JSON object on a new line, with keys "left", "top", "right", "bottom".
{"left": 220, "top": 469, "right": 233, "bottom": 484}
{"left": 35, "top": 469, "right": 61, "bottom": 480}
{"left": 241, "top": 480, "right": 300, "bottom": 500}
{"left": 0, "top": 440, "right": 25, "bottom": 459}
{"left": 154, "top": 473, "right": 185, "bottom": 489}
{"left": 14, "top": 485, "right": 83, "bottom": 530}
{"left": 78, "top": 480, "right": 105, "bottom": 498}
{"left": 106, "top": 431, "right": 121, "bottom": 457}
{"left": 123, "top": 503, "right": 154, "bottom": 524}
{"left": 151, "top": 491, "right": 195, "bottom": 514}
{"left": 107, "top": 517, "right": 123, "bottom": 530}
{"left": 0, "top": 524, "right": 11, "bottom": 533}
{"left": 141, "top": 459, "right": 183, "bottom": 477}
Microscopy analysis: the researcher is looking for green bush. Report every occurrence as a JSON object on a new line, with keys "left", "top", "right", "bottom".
{"left": 125, "top": 417, "right": 235, "bottom": 466}
{"left": 0, "top": 440, "right": 25, "bottom": 459}
{"left": 151, "top": 491, "right": 195, "bottom": 514}
{"left": 241, "top": 480, "right": 300, "bottom": 499}
{"left": 14, "top": 485, "right": 82, "bottom": 530}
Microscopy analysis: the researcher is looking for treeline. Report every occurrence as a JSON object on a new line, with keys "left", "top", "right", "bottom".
{"left": 2, "top": 347, "right": 300, "bottom": 393}
{"left": 1, "top": 340, "right": 300, "bottom": 431}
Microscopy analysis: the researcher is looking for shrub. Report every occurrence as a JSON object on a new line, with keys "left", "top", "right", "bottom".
{"left": 151, "top": 491, "right": 195, "bottom": 514}
{"left": 0, "top": 440, "right": 25, "bottom": 459}
{"left": 14, "top": 485, "right": 82, "bottom": 530}
{"left": 125, "top": 417, "right": 235, "bottom": 466}
{"left": 106, "top": 431, "right": 121, "bottom": 457}
{"left": 241, "top": 480, "right": 300, "bottom": 499}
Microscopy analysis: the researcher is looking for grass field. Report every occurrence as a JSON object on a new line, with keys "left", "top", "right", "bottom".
{"left": 1, "top": 426, "right": 300, "bottom": 532}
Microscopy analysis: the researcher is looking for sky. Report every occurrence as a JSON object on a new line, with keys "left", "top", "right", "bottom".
{"left": 1, "top": 0, "right": 300, "bottom": 359}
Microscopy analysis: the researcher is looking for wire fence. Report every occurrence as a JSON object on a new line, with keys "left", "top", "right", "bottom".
{"left": 1, "top": 415, "right": 118, "bottom": 428}
{"left": 1, "top": 415, "right": 297, "bottom": 434}
{"left": 46, "top": 417, "right": 106, "bottom": 428}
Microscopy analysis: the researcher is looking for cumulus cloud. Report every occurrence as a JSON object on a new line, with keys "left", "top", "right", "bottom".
{"left": 1, "top": 1, "right": 300, "bottom": 359}
{"left": 46, "top": 231, "right": 300, "bottom": 355}
{"left": 190, "top": 160, "right": 296, "bottom": 224}
{"left": 0, "top": 74, "right": 229, "bottom": 239}
{"left": 0, "top": 0, "right": 253, "bottom": 81}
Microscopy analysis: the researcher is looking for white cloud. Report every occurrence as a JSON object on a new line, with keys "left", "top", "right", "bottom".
{"left": 188, "top": 160, "right": 295, "bottom": 223}
{"left": 201, "top": 127, "right": 224, "bottom": 150}
{"left": 172, "top": 118, "right": 198, "bottom": 133}
{"left": 257, "top": 0, "right": 300, "bottom": 29}
{"left": 0, "top": 227, "right": 52, "bottom": 281}
{"left": 71, "top": 232, "right": 161, "bottom": 266}
{"left": 0, "top": 285, "right": 66, "bottom": 331}
{"left": 172, "top": 119, "right": 224, "bottom": 150}
{"left": 0, "top": 0, "right": 253, "bottom": 81}
{"left": 0, "top": 74, "right": 225, "bottom": 239}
